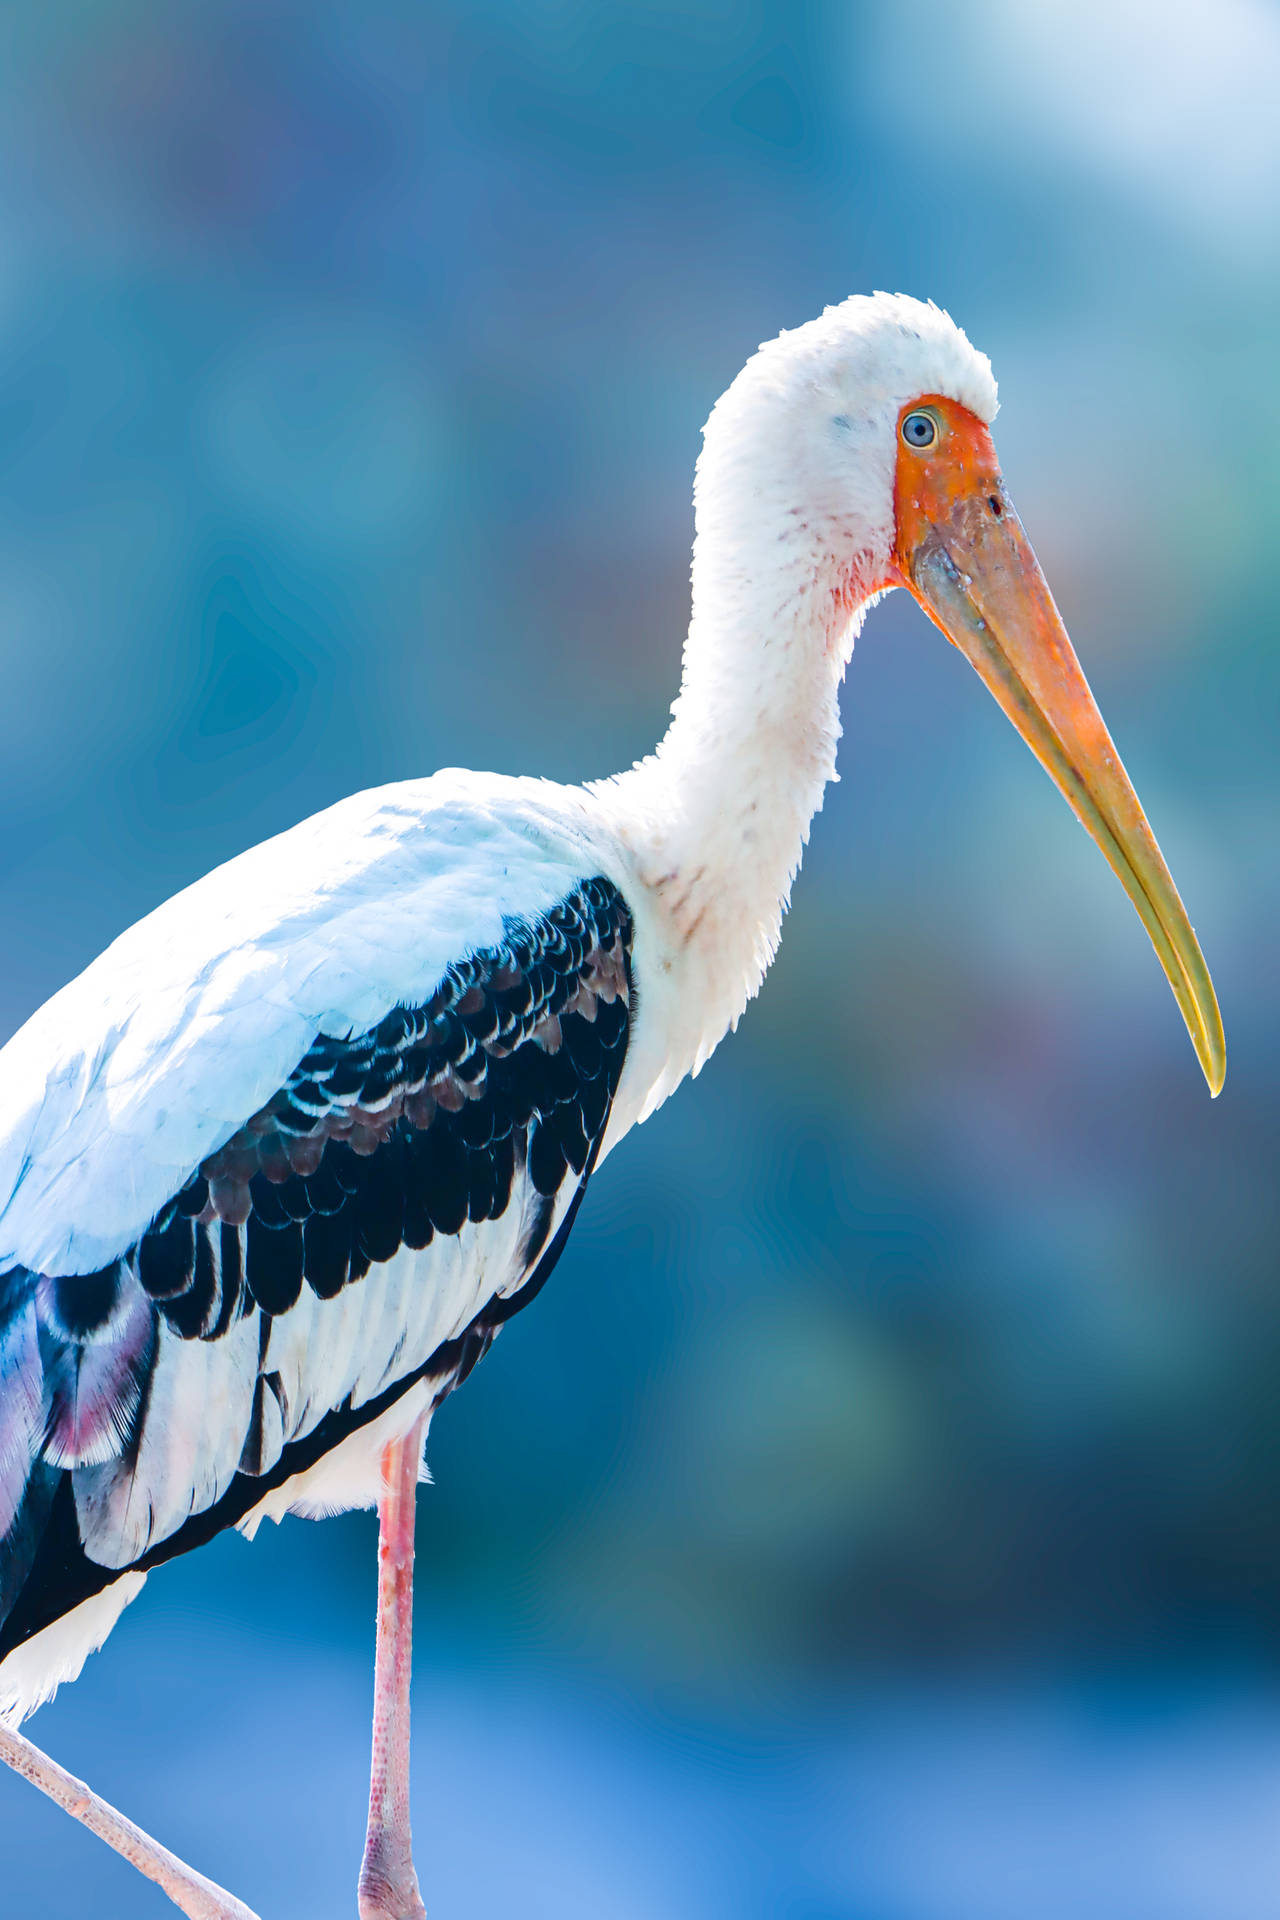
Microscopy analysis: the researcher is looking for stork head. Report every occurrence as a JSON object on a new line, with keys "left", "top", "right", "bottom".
{"left": 702, "top": 292, "right": 1225, "bottom": 1094}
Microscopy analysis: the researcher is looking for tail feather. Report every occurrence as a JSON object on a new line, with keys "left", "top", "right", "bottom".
{"left": 0, "top": 1572, "right": 146, "bottom": 1726}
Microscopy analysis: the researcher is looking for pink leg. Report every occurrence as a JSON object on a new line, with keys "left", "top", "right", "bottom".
{"left": 358, "top": 1409, "right": 430, "bottom": 1920}
{"left": 0, "top": 1718, "right": 259, "bottom": 1920}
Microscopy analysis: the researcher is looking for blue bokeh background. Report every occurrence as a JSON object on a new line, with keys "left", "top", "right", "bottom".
{"left": 1, "top": 2, "right": 1278, "bottom": 1914}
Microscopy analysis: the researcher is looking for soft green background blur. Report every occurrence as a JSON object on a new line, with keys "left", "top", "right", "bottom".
{"left": 1, "top": 3, "right": 1277, "bottom": 1915}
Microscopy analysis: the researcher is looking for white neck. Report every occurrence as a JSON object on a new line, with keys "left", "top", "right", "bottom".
{"left": 598, "top": 497, "right": 876, "bottom": 1114}
{"left": 581, "top": 293, "right": 998, "bottom": 1122}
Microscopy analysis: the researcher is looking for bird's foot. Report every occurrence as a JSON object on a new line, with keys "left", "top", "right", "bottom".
{"left": 357, "top": 1850, "right": 427, "bottom": 1920}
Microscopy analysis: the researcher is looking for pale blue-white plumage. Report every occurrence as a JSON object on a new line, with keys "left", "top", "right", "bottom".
{"left": 0, "top": 772, "right": 605, "bottom": 1278}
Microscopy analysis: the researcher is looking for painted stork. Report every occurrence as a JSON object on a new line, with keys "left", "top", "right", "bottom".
{"left": 0, "top": 293, "right": 1224, "bottom": 1919}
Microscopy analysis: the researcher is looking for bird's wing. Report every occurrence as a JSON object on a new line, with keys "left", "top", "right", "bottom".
{"left": 0, "top": 770, "right": 612, "bottom": 1276}
{"left": 0, "top": 776, "right": 633, "bottom": 1671}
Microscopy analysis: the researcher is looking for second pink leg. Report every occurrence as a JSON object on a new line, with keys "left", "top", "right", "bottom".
{"left": 357, "top": 1409, "right": 430, "bottom": 1920}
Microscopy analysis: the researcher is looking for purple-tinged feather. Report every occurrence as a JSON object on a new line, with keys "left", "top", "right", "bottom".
{"left": 40, "top": 1277, "right": 156, "bottom": 1471}
{"left": 0, "top": 1284, "right": 41, "bottom": 1541}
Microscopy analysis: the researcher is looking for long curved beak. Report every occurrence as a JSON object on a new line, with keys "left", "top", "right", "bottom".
{"left": 897, "top": 440, "right": 1225, "bottom": 1096}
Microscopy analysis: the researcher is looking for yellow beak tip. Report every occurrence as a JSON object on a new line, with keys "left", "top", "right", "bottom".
{"left": 1198, "top": 1029, "right": 1227, "bottom": 1098}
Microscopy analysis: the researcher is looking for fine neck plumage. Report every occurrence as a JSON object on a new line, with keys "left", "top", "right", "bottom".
{"left": 602, "top": 485, "right": 875, "bottom": 1107}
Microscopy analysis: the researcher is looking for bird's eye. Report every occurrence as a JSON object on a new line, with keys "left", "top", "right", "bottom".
{"left": 901, "top": 410, "right": 938, "bottom": 450}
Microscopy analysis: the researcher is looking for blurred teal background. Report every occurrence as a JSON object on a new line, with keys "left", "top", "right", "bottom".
{"left": 1, "top": 2, "right": 1277, "bottom": 1914}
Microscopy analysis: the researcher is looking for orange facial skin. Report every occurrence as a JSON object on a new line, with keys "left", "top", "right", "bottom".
{"left": 891, "top": 393, "right": 1005, "bottom": 585}
{"left": 885, "top": 395, "right": 1225, "bottom": 1096}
